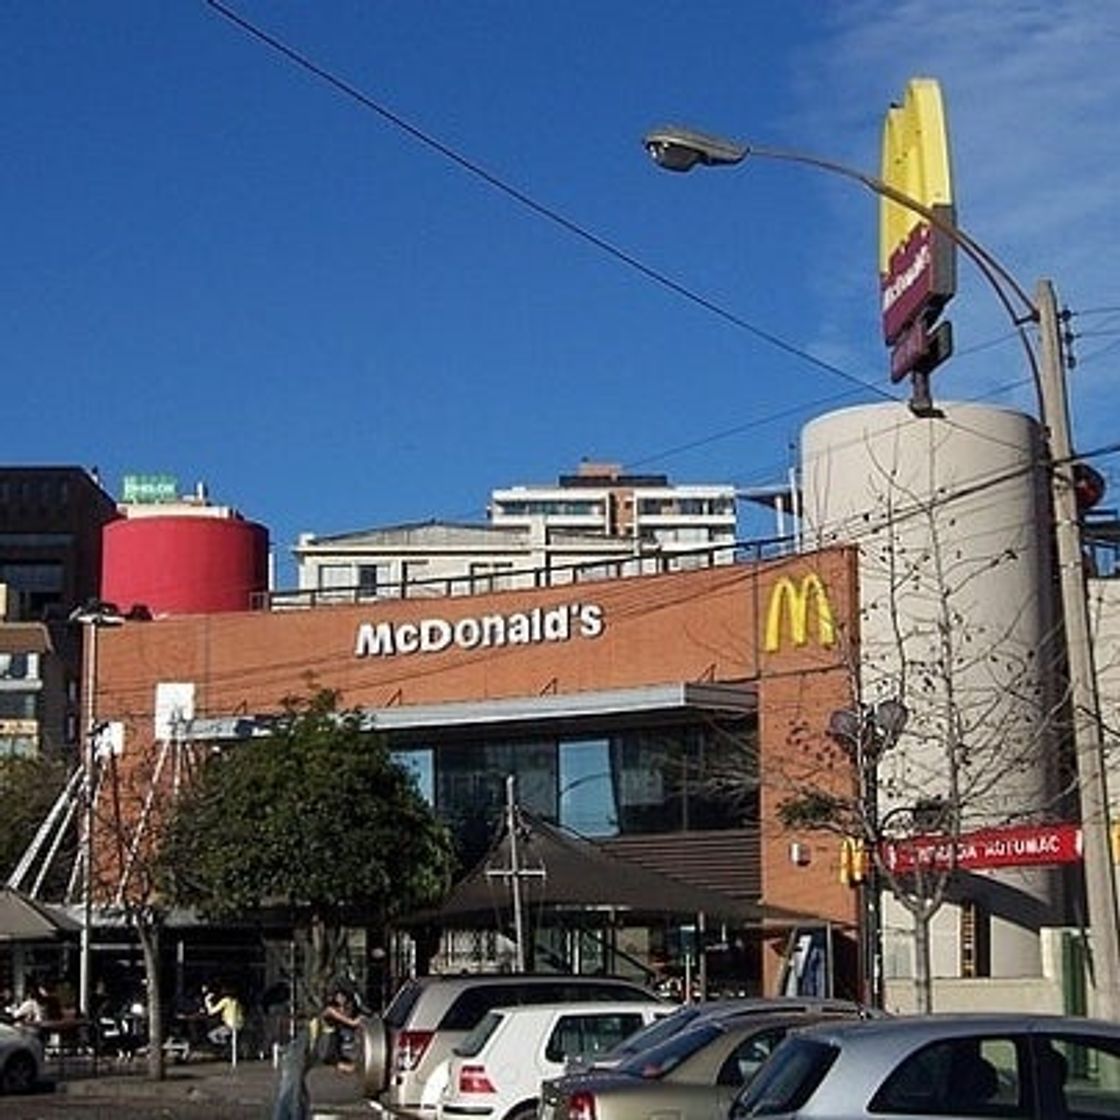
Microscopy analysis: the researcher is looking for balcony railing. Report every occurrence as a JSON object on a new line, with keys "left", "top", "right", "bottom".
{"left": 259, "top": 534, "right": 796, "bottom": 612}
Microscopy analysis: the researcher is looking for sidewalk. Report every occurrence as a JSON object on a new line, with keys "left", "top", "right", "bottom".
{"left": 56, "top": 1056, "right": 370, "bottom": 1116}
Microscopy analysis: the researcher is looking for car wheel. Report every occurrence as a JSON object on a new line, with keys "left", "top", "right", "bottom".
{"left": 1, "top": 1051, "right": 38, "bottom": 1094}
{"left": 506, "top": 1102, "right": 539, "bottom": 1120}
{"left": 359, "top": 1015, "right": 390, "bottom": 1098}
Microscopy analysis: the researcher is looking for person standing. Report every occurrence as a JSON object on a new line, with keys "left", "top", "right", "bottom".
{"left": 317, "top": 987, "right": 361, "bottom": 1071}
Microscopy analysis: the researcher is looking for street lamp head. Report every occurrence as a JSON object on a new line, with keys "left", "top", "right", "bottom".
{"left": 827, "top": 707, "right": 861, "bottom": 748}
{"left": 68, "top": 599, "right": 125, "bottom": 627}
{"left": 643, "top": 125, "right": 747, "bottom": 173}
{"left": 873, "top": 699, "right": 909, "bottom": 741}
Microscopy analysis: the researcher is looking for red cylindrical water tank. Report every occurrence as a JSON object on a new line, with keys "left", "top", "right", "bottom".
{"left": 102, "top": 516, "right": 269, "bottom": 616}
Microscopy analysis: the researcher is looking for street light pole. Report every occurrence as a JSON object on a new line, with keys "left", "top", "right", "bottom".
{"left": 68, "top": 599, "right": 124, "bottom": 1018}
{"left": 1036, "top": 280, "right": 1120, "bottom": 1018}
{"left": 830, "top": 700, "right": 907, "bottom": 1009}
{"left": 644, "top": 124, "right": 1120, "bottom": 1019}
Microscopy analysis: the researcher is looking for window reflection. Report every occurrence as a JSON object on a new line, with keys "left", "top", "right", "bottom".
{"left": 416, "top": 718, "right": 755, "bottom": 848}
{"left": 559, "top": 740, "right": 618, "bottom": 837}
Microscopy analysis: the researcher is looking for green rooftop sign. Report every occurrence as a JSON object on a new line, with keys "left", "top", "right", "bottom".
{"left": 122, "top": 473, "right": 179, "bottom": 504}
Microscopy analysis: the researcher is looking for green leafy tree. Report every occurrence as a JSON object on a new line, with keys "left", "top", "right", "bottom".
{"left": 0, "top": 755, "right": 68, "bottom": 882}
{"left": 159, "top": 688, "right": 454, "bottom": 999}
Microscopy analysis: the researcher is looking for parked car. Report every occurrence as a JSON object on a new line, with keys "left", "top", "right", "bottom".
{"left": 731, "top": 1012, "right": 1120, "bottom": 1119}
{"left": 539, "top": 1009, "right": 862, "bottom": 1120}
{"left": 568, "top": 998, "right": 871, "bottom": 1073}
{"left": 0, "top": 1023, "right": 42, "bottom": 1094}
{"left": 360, "top": 974, "right": 659, "bottom": 1117}
{"left": 438, "top": 1000, "right": 667, "bottom": 1120}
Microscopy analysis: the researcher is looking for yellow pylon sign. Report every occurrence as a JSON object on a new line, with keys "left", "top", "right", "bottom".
{"left": 839, "top": 837, "right": 869, "bottom": 886}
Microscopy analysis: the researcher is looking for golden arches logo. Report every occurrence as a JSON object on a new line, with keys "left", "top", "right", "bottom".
{"left": 839, "top": 837, "right": 868, "bottom": 886}
{"left": 879, "top": 77, "right": 953, "bottom": 274}
{"left": 763, "top": 574, "right": 836, "bottom": 653}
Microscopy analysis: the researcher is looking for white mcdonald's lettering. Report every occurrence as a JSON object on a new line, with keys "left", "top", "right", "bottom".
{"left": 354, "top": 602, "right": 605, "bottom": 658}
{"left": 763, "top": 574, "right": 836, "bottom": 653}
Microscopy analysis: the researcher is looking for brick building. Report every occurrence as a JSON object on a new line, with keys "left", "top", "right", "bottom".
{"left": 88, "top": 545, "right": 860, "bottom": 997}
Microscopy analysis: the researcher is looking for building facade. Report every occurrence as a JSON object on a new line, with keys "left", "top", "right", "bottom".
{"left": 800, "top": 402, "right": 1077, "bottom": 1004}
{"left": 292, "top": 463, "right": 739, "bottom": 607}
{"left": 90, "top": 546, "right": 861, "bottom": 997}
{"left": 0, "top": 466, "right": 120, "bottom": 758}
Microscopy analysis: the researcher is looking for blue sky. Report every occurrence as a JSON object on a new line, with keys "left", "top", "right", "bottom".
{"left": 6, "top": 2, "right": 1118, "bottom": 584}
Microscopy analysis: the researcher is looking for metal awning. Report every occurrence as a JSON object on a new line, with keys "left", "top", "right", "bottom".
{"left": 177, "top": 681, "right": 756, "bottom": 743}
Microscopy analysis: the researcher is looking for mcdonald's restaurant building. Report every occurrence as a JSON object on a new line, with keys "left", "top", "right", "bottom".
{"left": 93, "top": 545, "right": 860, "bottom": 997}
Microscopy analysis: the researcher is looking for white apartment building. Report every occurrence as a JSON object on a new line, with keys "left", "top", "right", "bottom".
{"left": 489, "top": 461, "right": 737, "bottom": 553}
{"left": 291, "top": 463, "right": 739, "bottom": 604}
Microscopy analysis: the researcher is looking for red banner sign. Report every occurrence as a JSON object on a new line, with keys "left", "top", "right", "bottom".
{"left": 883, "top": 822, "right": 1083, "bottom": 873}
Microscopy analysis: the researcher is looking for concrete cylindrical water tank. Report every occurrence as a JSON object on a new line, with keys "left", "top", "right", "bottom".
{"left": 800, "top": 401, "right": 1065, "bottom": 979}
{"left": 102, "top": 516, "right": 269, "bottom": 616}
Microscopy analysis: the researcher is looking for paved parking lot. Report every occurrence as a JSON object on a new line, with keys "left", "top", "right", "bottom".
{"left": 5, "top": 1056, "right": 368, "bottom": 1119}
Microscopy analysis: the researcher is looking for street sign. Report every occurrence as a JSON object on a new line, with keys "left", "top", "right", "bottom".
{"left": 891, "top": 319, "right": 953, "bottom": 384}
{"left": 883, "top": 821, "right": 1083, "bottom": 874}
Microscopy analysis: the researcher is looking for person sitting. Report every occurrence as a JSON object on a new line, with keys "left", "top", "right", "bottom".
{"left": 203, "top": 983, "right": 245, "bottom": 1053}
{"left": 9, "top": 981, "right": 47, "bottom": 1030}
{"left": 946, "top": 1046, "right": 999, "bottom": 1112}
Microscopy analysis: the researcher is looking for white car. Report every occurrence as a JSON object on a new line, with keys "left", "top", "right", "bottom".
{"left": 361, "top": 973, "right": 657, "bottom": 1117}
{"left": 438, "top": 1000, "right": 667, "bottom": 1120}
{"left": 0, "top": 1023, "right": 42, "bottom": 1094}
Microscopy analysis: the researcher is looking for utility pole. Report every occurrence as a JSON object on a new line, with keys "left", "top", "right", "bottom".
{"left": 486, "top": 776, "right": 545, "bottom": 972}
{"left": 1037, "top": 278, "right": 1120, "bottom": 1020}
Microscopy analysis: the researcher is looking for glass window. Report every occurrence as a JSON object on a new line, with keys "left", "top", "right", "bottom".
{"left": 870, "top": 1036, "right": 1027, "bottom": 1116}
{"left": 357, "top": 564, "right": 381, "bottom": 599}
{"left": 618, "top": 1021, "right": 721, "bottom": 1079}
{"left": 734, "top": 1037, "right": 838, "bottom": 1116}
{"left": 0, "top": 737, "right": 36, "bottom": 758}
{"left": 438, "top": 741, "right": 557, "bottom": 862}
{"left": 0, "top": 562, "right": 63, "bottom": 592}
{"left": 718, "top": 1026, "right": 788, "bottom": 1088}
{"left": 0, "top": 653, "right": 32, "bottom": 680}
{"left": 545, "top": 1013, "right": 647, "bottom": 1063}
{"left": 455, "top": 1010, "right": 505, "bottom": 1057}
{"left": 559, "top": 739, "right": 617, "bottom": 837}
{"left": 317, "top": 564, "right": 354, "bottom": 600}
{"left": 393, "top": 748, "right": 434, "bottom": 804}
{"left": 0, "top": 693, "right": 36, "bottom": 720}
{"left": 1042, "top": 1033, "right": 1120, "bottom": 1119}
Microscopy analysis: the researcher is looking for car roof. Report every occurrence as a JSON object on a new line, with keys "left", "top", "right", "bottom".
{"left": 408, "top": 973, "right": 645, "bottom": 989}
{"left": 486, "top": 999, "right": 667, "bottom": 1015}
{"left": 797, "top": 1011, "right": 1120, "bottom": 1048}
{"left": 752, "top": 1012, "right": 1120, "bottom": 1111}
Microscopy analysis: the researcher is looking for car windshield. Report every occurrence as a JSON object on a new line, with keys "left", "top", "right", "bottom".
{"left": 617, "top": 1021, "right": 722, "bottom": 1079}
{"left": 734, "top": 1037, "right": 838, "bottom": 1116}
{"left": 605, "top": 1005, "right": 702, "bottom": 1060}
{"left": 384, "top": 980, "right": 424, "bottom": 1029}
{"left": 454, "top": 1010, "right": 505, "bottom": 1057}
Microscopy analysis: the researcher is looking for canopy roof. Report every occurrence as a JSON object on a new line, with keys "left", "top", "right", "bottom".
{"left": 403, "top": 814, "right": 804, "bottom": 927}
{"left": 0, "top": 887, "right": 78, "bottom": 942}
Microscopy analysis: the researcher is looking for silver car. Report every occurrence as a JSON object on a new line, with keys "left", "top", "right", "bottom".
{"left": 0, "top": 1023, "right": 42, "bottom": 1095}
{"left": 570, "top": 999, "right": 871, "bottom": 1074}
{"left": 540, "top": 1011, "right": 862, "bottom": 1120}
{"left": 732, "top": 1012, "right": 1120, "bottom": 1118}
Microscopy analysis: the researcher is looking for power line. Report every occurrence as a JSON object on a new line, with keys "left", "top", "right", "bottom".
{"left": 202, "top": 0, "right": 895, "bottom": 405}
{"left": 202, "top": 2, "right": 1116, "bottom": 524}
